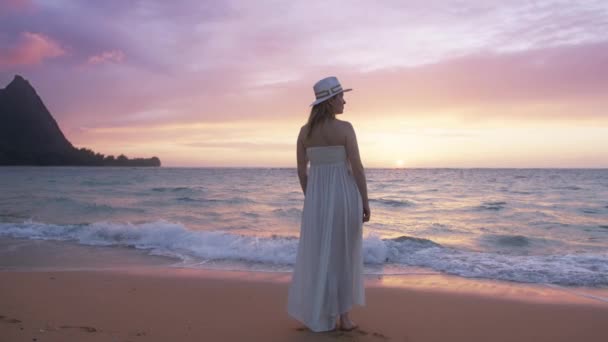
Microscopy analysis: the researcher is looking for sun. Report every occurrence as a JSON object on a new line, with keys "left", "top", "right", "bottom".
{"left": 395, "top": 159, "right": 405, "bottom": 168}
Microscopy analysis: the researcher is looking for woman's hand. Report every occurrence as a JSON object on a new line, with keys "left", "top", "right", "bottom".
{"left": 363, "top": 205, "right": 371, "bottom": 223}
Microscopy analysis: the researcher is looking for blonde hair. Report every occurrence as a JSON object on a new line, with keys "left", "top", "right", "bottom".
{"left": 305, "top": 100, "right": 335, "bottom": 138}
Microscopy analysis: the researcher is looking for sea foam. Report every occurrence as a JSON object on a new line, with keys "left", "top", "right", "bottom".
{"left": 1, "top": 220, "right": 607, "bottom": 286}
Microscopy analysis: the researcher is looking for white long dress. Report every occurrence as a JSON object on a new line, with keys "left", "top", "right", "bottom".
{"left": 287, "top": 145, "right": 365, "bottom": 332}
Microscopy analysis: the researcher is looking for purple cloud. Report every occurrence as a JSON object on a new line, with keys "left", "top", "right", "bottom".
{"left": 0, "top": 0, "right": 606, "bottom": 133}
{"left": 0, "top": 31, "right": 66, "bottom": 67}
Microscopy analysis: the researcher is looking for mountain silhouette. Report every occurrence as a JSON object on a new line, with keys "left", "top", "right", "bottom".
{"left": 0, "top": 75, "right": 160, "bottom": 166}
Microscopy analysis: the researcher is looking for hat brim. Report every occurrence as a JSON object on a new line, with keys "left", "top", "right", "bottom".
{"left": 310, "top": 88, "right": 352, "bottom": 106}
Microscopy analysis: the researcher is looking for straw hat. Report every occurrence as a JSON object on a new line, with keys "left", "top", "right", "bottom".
{"left": 310, "top": 76, "right": 352, "bottom": 106}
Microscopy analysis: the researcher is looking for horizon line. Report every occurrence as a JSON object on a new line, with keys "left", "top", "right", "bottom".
{"left": 3, "top": 166, "right": 607, "bottom": 170}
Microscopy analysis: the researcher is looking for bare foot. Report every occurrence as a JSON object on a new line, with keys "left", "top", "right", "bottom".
{"left": 339, "top": 313, "right": 358, "bottom": 331}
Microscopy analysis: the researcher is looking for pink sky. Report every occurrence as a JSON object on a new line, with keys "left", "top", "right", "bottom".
{"left": 1, "top": 0, "right": 607, "bottom": 167}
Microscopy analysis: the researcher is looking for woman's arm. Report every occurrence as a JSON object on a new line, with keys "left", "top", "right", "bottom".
{"left": 344, "top": 122, "right": 370, "bottom": 222}
{"left": 296, "top": 128, "right": 308, "bottom": 194}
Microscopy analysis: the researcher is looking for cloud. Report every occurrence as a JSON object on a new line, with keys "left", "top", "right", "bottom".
{"left": 1, "top": 0, "right": 607, "bottom": 132}
{"left": 182, "top": 141, "right": 293, "bottom": 150}
{"left": 0, "top": 32, "right": 65, "bottom": 67}
{"left": 87, "top": 50, "right": 125, "bottom": 65}
{"left": 0, "top": 0, "right": 33, "bottom": 12}
{"left": 183, "top": 0, "right": 608, "bottom": 71}
{"left": 346, "top": 41, "right": 608, "bottom": 118}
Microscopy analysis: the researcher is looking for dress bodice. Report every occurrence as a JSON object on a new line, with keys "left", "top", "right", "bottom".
{"left": 306, "top": 146, "right": 347, "bottom": 165}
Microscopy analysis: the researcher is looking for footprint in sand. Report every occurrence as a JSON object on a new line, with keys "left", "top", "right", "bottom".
{"left": 328, "top": 331, "right": 345, "bottom": 339}
{"left": 295, "top": 326, "right": 389, "bottom": 340}
{"left": 371, "top": 331, "right": 389, "bottom": 340}
{"left": 59, "top": 325, "right": 98, "bottom": 333}
{"left": 0, "top": 315, "right": 22, "bottom": 324}
{"left": 341, "top": 329, "right": 389, "bottom": 340}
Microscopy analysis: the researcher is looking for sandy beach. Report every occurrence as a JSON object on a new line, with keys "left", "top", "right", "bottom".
{"left": 1, "top": 266, "right": 607, "bottom": 342}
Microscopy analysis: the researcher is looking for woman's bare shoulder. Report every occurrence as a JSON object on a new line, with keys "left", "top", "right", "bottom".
{"left": 334, "top": 119, "right": 354, "bottom": 132}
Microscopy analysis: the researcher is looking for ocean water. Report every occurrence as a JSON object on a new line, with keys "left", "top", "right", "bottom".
{"left": 0, "top": 167, "right": 607, "bottom": 287}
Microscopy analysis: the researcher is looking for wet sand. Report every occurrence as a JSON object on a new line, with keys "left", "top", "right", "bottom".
{"left": 1, "top": 267, "right": 607, "bottom": 342}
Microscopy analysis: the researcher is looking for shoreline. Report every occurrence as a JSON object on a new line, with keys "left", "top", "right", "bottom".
{"left": 5, "top": 266, "right": 608, "bottom": 307}
{"left": 1, "top": 268, "right": 608, "bottom": 342}
{"left": 2, "top": 237, "right": 608, "bottom": 341}
{"left": 2, "top": 236, "right": 608, "bottom": 307}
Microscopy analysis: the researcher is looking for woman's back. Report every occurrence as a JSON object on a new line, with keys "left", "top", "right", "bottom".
{"left": 300, "top": 119, "right": 350, "bottom": 149}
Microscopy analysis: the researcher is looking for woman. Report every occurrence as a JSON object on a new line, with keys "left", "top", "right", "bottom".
{"left": 287, "top": 76, "right": 370, "bottom": 332}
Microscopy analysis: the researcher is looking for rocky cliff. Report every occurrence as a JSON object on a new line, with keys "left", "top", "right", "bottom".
{"left": 0, "top": 75, "right": 160, "bottom": 166}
